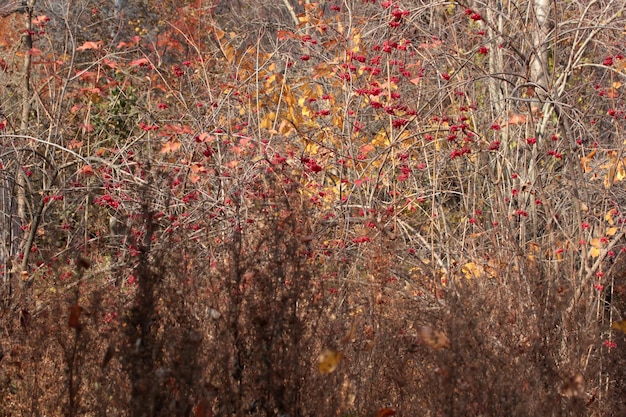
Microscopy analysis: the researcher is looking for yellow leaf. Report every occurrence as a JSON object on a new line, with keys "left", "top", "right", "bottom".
{"left": 318, "top": 349, "right": 342, "bottom": 374}
{"left": 312, "top": 62, "right": 334, "bottom": 79}
{"left": 223, "top": 44, "right": 235, "bottom": 64}
{"left": 589, "top": 247, "right": 601, "bottom": 258}
{"left": 260, "top": 112, "right": 276, "bottom": 130}
{"left": 580, "top": 149, "right": 596, "bottom": 173}
{"left": 611, "top": 320, "right": 626, "bottom": 333}
{"left": 617, "top": 162, "right": 626, "bottom": 181}
{"left": 606, "top": 227, "right": 618, "bottom": 237}
{"left": 372, "top": 129, "right": 390, "bottom": 147}
{"left": 332, "top": 113, "right": 343, "bottom": 129}
{"left": 265, "top": 73, "right": 277, "bottom": 85}
{"left": 277, "top": 119, "right": 295, "bottom": 136}
{"left": 461, "top": 262, "right": 483, "bottom": 279}
{"left": 590, "top": 237, "right": 602, "bottom": 248}
{"left": 605, "top": 209, "right": 617, "bottom": 225}
{"left": 283, "top": 92, "right": 296, "bottom": 107}
{"left": 305, "top": 142, "right": 319, "bottom": 155}
{"left": 301, "top": 106, "right": 312, "bottom": 118}
{"left": 350, "top": 33, "right": 361, "bottom": 52}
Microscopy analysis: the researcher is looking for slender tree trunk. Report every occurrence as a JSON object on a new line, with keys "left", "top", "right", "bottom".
{"left": 530, "top": 0, "right": 550, "bottom": 97}
{"left": 14, "top": 1, "right": 34, "bottom": 291}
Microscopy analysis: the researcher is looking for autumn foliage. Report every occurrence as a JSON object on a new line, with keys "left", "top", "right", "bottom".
{"left": 1, "top": 0, "right": 626, "bottom": 415}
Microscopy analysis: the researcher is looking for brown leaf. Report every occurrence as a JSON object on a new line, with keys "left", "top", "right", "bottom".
{"left": 375, "top": 408, "right": 397, "bottom": 417}
{"left": 195, "top": 397, "right": 213, "bottom": 417}
{"left": 68, "top": 304, "right": 83, "bottom": 329}
{"left": 76, "top": 255, "right": 91, "bottom": 270}
{"left": 611, "top": 320, "right": 626, "bottom": 334}
{"left": 20, "top": 309, "right": 31, "bottom": 330}
{"left": 418, "top": 325, "right": 450, "bottom": 350}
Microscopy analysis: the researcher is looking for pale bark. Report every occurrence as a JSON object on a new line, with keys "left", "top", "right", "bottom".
{"left": 530, "top": 0, "right": 550, "bottom": 92}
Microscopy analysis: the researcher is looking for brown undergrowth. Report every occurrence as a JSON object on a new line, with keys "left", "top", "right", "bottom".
{"left": 0, "top": 177, "right": 623, "bottom": 416}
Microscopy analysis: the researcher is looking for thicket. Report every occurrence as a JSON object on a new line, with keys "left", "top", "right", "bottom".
{"left": 1, "top": 0, "right": 626, "bottom": 415}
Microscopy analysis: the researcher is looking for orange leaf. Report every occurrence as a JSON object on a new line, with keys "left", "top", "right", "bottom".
{"left": 32, "top": 15, "right": 50, "bottom": 25}
{"left": 196, "top": 132, "right": 215, "bottom": 143}
{"left": 117, "top": 38, "right": 140, "bottom": 48}
{"left": 77, "top": 41, "right": 103, "bottom": 51}
{"left": 507, "top": 113, "right": 527, "bottom": 125}
{"left": 130, "top": 58, "right": 150, "bottom": 67}
{"left": 375, "top": 408, "right": 397, "bottom": 417}
{"left": 277, "top": 30, "right": 295, "bottom": 41}
{"left": 359, "top": 143, "right": 375, "bottom": 155}
{"left": 160, "top": 140, "right": 181, "bottom": 154}
{"left": 67, "top": 140, "right": 83, "bottom": 149}
{"left": 190, "top": 163, "right": 206, "bottom": 174}
{"left": 68, "top": 304, "right": 83, "bottom": 329}
{"left": 77, "top": 165, "right": 95, "bottom": 176}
